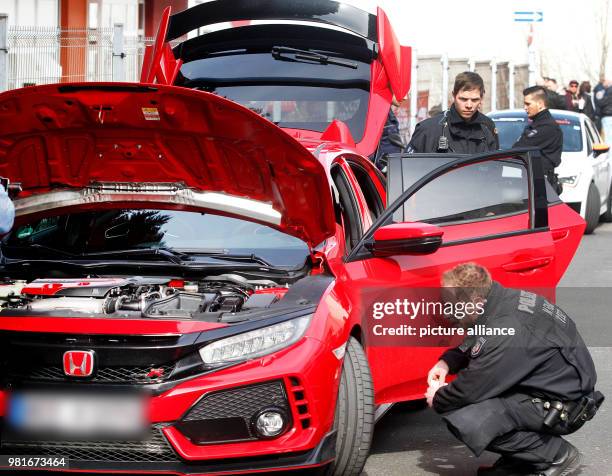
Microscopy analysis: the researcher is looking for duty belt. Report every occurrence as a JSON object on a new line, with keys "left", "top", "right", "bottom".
{"left": 532, "top": 391, "right": 604, "bottom": 430}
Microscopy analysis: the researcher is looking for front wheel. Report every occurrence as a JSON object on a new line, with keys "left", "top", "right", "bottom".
{"left": 326, "top": 337, "right": 374, "bottom": 476}
{"left": 584, "top": 183, "right": 601, "bottom": 234}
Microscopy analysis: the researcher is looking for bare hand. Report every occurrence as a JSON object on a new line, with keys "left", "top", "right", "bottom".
{"left": 425, "top": 381, "right": 447, "bottom": 407}
{"left": 427, "top": 360, "right": 449, "bottom": 387}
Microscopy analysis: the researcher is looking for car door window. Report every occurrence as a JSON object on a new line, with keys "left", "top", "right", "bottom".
{"left": 347, "top": 161, "right": 385, "bottom": 222}
{"left": 331, "top": 165, "right": 363, "bottom": 252}
{"left": 400, "top": 158, "right": 529, "bottom": 230}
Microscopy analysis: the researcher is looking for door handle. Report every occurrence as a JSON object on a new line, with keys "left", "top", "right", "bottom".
{"left": 502, "top": 257, "right": 553, "bottom": 273}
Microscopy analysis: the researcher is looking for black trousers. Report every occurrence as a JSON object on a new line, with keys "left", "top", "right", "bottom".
{"left": 441, "top": 393, "right": 573, "bottom": 465}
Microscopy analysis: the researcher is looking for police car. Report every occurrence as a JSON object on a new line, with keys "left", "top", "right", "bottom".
{"left": 489, "top": 109, "right": 611, "bottom": 234}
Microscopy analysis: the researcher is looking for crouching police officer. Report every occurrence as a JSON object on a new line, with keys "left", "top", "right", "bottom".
{"left": 425, "top": 263, "right": 604, "bottom": 476}
{"left": 406, "top": 72, "right": 499, "bottom": 154}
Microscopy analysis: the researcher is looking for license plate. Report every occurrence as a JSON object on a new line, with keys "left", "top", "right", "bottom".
{"left": 7, "top": 391, "right": 149, "bottom": 440}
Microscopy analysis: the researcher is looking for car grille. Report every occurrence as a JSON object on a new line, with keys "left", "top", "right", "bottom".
{"left": 16, "top": 364, "right": 175, "bottom": 384}
{"left": 0, "top": 424, "right": 180, "bottom": 463}
{"left": 184, "top": 380, "right": 289, "bottom": 422}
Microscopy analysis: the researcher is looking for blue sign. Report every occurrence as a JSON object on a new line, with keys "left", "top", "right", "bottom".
{"left": 513, "top": 11, "right": 544, "bottom": 22}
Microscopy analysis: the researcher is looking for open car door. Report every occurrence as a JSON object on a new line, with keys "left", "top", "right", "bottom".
{"left": 342, "top": 149, "right": 585, "bottom": 404}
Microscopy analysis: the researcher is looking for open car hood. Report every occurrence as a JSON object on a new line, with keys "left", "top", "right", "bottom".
{"left": 0, "top": 83, "right": 336, "bottom": 248}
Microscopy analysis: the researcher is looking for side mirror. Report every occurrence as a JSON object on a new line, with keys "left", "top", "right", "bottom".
{"left": 593, "top": 143, "right": 610, "bottom": 158}
{"left": 365, "top": 222, "right": 444, "bottom": 257}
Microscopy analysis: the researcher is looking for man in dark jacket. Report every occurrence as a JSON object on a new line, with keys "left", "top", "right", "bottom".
{"left": 426, "top": 263, "right": 603, "bottom": 476}
{"left": 594, "top": 79, "right": 612, "bottom": 143}
{"left": 373, "top": 108, "right": 403, "bottom": 170}
{"left": 406, "top": 72, "right": 498, "bottom": 154}
{"left": 543, "top": 78, "right": 567, "bottom": 110}
{"left": 513, "top": 86, "right": 563, "bottom": 192}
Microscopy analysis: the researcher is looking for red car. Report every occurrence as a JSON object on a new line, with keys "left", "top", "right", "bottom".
{"left": 0, "top": 1, "right": 585, "bottom": 475}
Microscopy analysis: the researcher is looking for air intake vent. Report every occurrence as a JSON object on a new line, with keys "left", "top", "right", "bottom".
{"left": 287, "top": 376, "right": 311, "bottom": 429}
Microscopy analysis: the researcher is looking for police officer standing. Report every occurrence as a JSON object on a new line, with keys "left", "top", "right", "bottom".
{"left": 425, "top": 263, "right": 603, "bottom": 476}
{"left": 513, "top": 86, "right": 563, "bottom": 193}
{"left": 406, "top": 72, "right": 498, "bottom": 154}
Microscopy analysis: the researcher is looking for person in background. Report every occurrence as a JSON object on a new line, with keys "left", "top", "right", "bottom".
{"left": 577, "top": 81, "right": 596, "bottom": 123}
{"left": 406, "top": 72, "right": 498, "bottom": 154}
{"left": 564, "top": 80, "right": 580, "bottom": 112}
{"left": 594, "top": 79, "right": 612, "bottom": 143}
{"left": 543, "top": 77, "right": 567, "bottom": 110}
{"left": 513, "top": 86, "right": 563, "bottom": 193}
{"left": 0, "top": 178, "right": 15, "bottom": 235}
{"left": 373, "top": 97, "right": 404, "bottom": 171}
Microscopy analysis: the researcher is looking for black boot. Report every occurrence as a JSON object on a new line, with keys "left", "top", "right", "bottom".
{"left": 529, "top": 442, "right": 581, "bottom": 476}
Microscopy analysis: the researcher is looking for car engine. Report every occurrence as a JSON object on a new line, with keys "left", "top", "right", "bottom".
{"left": 0, "top": 275, "right": 290, "bottom": 320}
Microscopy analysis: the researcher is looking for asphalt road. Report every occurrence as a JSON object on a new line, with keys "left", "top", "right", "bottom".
{"left": 363, "top": 223, "right": 612, "bottom": 476}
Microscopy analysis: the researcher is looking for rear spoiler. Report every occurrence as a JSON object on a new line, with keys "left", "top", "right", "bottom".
{"left": 140, "top": 0, "right": 411, "bottom": 100}
{"left": 166, "top": 0, "right": 377, "bottom": 42}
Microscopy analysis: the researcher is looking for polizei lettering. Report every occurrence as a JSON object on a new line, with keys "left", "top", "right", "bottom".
{"left": 518, "top": 290, "right": 536, "bottom": 314}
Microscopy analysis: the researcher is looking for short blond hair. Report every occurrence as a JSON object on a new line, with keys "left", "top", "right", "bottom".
{"left": 441, "top": 262, "right": 492, "bottom": 301}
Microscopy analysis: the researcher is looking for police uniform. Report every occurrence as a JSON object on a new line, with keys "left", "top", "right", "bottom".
{"left": 512, "top": 109, "right": 563, "bottom": 190}
{"left": 407, "top": 104, "right": 499, "bottom": 154}
{"left": 373, "top": 109, "right": 402, "bottom": 170}
{"left": 433, "top": 282, "right": 603, "bottom": 472}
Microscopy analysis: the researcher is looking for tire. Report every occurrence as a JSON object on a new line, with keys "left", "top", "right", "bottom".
{"left": 584, "top": 183, "right": 600, "bottom": 234}
{"left": 327, "top": 337, "right": 374, "bottom": 476}
{"left": 600, "top": 183, "right": 612, "bottom": 223}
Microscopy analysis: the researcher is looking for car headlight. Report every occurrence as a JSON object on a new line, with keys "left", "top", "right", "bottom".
{"left": 199, "top": 315, "right": 312, "bottom": 365}
{"left": 559, "top": 174, "right": 580, "bottom": 186}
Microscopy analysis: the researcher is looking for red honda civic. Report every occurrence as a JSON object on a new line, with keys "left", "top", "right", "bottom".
{"left": 0, "top": 1, "right": 585, "bottom": 475}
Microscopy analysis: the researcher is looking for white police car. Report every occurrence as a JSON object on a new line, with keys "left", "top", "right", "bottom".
{"left": 489, "top": 109, "right": 611, "bottom": 234}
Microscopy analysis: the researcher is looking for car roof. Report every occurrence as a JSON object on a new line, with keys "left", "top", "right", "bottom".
{"left": 489, "top": 109, "right": 584, "bottom": 121}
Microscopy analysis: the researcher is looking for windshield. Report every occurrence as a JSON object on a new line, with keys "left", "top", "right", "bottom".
{"left": 492, "top": 116, "right": 583, "bottom": 152}
{"left": 2, "top": 210, "right": 310, "bottom": 268}
{"left": 176, "top": 51, "right": 371, "bottom": 140}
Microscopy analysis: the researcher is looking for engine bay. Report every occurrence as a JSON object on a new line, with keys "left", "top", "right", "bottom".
{"left": 0, "top": 275, "right": 293, "bottom": 321}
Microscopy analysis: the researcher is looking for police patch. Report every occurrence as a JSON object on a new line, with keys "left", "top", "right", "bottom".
{"left": 471, "top": 336, "right": 487, "bottom": 357}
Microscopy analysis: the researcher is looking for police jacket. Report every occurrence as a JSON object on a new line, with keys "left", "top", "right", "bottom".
{"left": 596, "top": 86, "right": 612, "bottom": 117}
{"left": 433, "top": 282, "right": 597, "bottom": 414}
{"left": 546, "top": 90, "right": 567, "bottom": 110}
{"left": 407, "top": 105, "right": 499, "bottom": 154}
{"left": 512, "top": 109, "right": 563, "bottom": 175}
{"left": 379, "top": 110, "right": 402, "bottom": 156}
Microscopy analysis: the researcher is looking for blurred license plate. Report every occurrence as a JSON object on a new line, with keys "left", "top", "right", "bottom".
{"left": 7, "top": 391, "right": 149, "bottom": 439}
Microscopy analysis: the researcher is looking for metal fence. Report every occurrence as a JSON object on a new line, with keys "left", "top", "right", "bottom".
{"left": 0, "top": 17, "right": 151, "bottom": 91}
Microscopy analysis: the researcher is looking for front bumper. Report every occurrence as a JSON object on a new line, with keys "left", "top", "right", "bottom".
{"left": 0, "top": 336, "right": 341, "bottom": 474}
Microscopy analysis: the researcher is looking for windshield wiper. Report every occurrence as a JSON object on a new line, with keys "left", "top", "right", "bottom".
{"left": 2, "top": 245, "right": 189, "bottom": 265}
{"left": 81, "top": 248, "right": 190, "bottom": 264}
{"left": 174, "top": 249, "right": 274, "bottom": 267}
{"left": 271, "top": 46, "right": 358, "bottom": 69}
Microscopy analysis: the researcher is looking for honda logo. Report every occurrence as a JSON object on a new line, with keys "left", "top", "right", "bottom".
{"left": 63, "top": 350, "right": 95, "bottom": 377}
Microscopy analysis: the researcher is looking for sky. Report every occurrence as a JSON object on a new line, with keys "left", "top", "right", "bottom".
{"left": 348, "top": 0, "right": 611, "bottom": 87}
